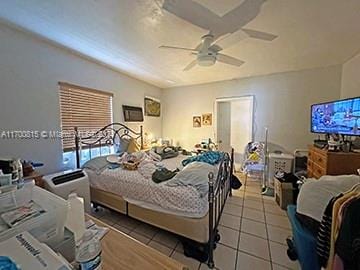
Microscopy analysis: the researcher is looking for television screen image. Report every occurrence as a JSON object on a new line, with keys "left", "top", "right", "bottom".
{"left": 311, "top": 97, "right": 360, "bottom": 136}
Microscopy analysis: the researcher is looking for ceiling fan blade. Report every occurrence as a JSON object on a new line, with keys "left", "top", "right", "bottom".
{"left": 220, "top": 0, "right": 266, "bottom": 33}
{"left": 217, "top": 54, "right": 245, "bottom": 67}
{"left": 242, "top": 28, "right": 277, "bottom": 41}
{"left": 162, "top": 0, "right": 220, "bottom": 31}
{"left": 183, "top": 59, "right": 197, "bottom": 71}
{"left": 159, "top": 45, "right": 198, "bottom": 52}
{"left": 211, "top": 29, "right": 248, "bottom": 51}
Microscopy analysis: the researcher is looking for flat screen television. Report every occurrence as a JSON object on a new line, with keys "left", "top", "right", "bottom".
{"left": 122, "top": 105, "right": 144, "bottom": 122}
{"left": 311, "top": 97, "right": 360, "bottom": 136}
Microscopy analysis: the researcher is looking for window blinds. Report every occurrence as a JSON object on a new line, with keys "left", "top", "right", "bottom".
{"left": 58, "top": 82, "right": 113, "bottom": 151}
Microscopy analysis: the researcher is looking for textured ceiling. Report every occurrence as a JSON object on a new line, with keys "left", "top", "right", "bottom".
{"left": 0, "top": 0, "right": 360, "bottom": 88}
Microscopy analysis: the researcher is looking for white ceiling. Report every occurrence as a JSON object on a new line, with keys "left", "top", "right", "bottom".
{"left": 0, "top": 0, "right": 360, "bottom": 88}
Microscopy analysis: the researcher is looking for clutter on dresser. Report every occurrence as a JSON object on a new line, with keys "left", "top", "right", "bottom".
{"left": 0, "top": 182, "right": 67, "bottom": 245}
{"left": 72, "top": 220, "right": 108, "bottom": 270}
{"left": 85, "top": 219, "right": 109, "bottom": 241}
{"left": 327, "top": 133, "right": 342, "bottom": 151}
{"left": 0, "top": 158, "right": 45, "bottom": 188}
{"left": 313, "top": 133, "right": 360, "bottom": 153}
{"left": 0, "top": 173, "right": 12, "bottom": 187}
{"left": 0, "top": 165, "right": 109, "bottom": 269}
{"left": 66, "top": 193, "right": 86, "bottom": 244}
{"left": 76, "top": 230, "right": 102, "bottom": 270}
{"left": 0, "top": 158, "right": 22, "bottom": 183}
{"left": 0, "top": 231, "right": 72, "bottom": 270}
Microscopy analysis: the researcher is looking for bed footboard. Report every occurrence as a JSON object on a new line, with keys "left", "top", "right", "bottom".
{"left": 207, "top": 148, "right": 234, "bottom": 268}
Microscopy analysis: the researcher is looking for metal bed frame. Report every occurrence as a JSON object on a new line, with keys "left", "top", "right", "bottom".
{"left": 74, "top": 123, "right": 233, "bottom": 268}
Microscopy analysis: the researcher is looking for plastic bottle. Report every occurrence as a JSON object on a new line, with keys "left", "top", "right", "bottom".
{"left": 76, "top": 231, "right": 102, "bottom": 270}
{"left": 65, "top": 193, "right": 85, "bottom": 243}
{"left": 16, "top": 159, "right": 23, "bottom": 180}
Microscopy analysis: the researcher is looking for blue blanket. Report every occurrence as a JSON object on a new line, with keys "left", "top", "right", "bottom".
{"left": 182, "top": 151, "right": 223, "bottom": 167}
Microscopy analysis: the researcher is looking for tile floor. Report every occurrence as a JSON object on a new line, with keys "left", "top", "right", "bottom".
{"left": 90, "top": 176, "right": 300, "bottom": 270}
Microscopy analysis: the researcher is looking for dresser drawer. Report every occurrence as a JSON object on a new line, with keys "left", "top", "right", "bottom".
{"left": 308, "top": 150, "right": 313, "bottom": 161}
{"left": 312, "top": 151, "right": 327, "bottom": 168}
{"left": 313, "top": 163, "right": 326, "bottom": 179}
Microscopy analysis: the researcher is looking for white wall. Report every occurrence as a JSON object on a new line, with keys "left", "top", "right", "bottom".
{"left": 0, "top": 24, "right": 162, "bottom": 174}
{"left": 341, "top": 52, "right": 360, "bottom": 98}
{"left": 162, "top": 66, "right": 342, "bottom": 153}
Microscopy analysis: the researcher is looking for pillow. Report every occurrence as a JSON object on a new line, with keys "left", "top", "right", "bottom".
{"left": 127, "top": 138, "right": 141, "bottom": 153}
{"left": 82, "top": 156, "right": 113, "bottom": 175}
{"left": 166, "top": 162, "right": 216, "bottom": 197}
{"left": 114, "top": 137, "right": 130, "bottom": 154}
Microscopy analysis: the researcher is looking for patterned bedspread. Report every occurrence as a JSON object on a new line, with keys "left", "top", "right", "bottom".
{"left": 86, "top": 155, "right": 209, "bottom": 218}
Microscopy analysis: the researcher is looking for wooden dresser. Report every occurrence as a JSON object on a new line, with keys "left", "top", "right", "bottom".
{"left": 307, "top": 145, "right": 360, "bottom": 179}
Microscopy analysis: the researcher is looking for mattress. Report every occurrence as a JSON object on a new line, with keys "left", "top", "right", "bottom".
{"left": 86, "top": 154, "right": 209, "bottom": 218}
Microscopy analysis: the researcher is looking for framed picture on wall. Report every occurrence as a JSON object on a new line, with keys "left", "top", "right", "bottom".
{"left": 202, "top": 113, "right": 212, "bottom": 126}
{"left": 144, "top": 96, "right": 161, "bottom": 117}
{"left": 193, "top": 116, "right": 201, "bottom": 128}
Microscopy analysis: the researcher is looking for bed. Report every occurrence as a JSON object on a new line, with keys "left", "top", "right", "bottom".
{"left": 74, "top": 123, "right": 234, "bottom": 268}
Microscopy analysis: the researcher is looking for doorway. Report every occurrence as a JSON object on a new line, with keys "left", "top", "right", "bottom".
{"left": 215, "top": 96, "right": 254, "bottom": 168}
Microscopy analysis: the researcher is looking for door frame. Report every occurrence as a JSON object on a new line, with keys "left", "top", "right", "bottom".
{"left": 214, "top": 95, "right": 255, "bottom": 149}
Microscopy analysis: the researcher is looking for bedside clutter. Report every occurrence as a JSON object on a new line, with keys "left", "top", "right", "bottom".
{"left": 274, "top": 177, "right": 294, "bottom": 210}
{"left": 0, "top": 232, "right": 72, "bottom": 270}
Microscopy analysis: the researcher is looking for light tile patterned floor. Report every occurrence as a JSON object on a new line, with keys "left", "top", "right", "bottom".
{"left": 90, "top": 176, "right": 300, "bottom": 270}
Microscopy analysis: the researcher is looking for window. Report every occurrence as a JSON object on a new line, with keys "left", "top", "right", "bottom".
{"left": 58, "top": 82, "right": 113, "bottom": 167}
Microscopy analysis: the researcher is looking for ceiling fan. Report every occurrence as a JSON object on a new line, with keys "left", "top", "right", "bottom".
{"left": 159, "top": 0, "right": 278, "bottom": 71}
{"left": 160, "top": 33, "right": 245, "bottom": 71}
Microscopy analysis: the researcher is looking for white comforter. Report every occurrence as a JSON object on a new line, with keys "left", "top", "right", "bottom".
{"left": 86, "top": 155, "right": 209, "bottom": 218}
{"left": 297, "top": 174, "right": 360, "bottom": 222}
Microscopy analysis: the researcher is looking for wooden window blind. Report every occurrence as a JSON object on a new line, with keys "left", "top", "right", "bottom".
{"left": 59, "top": 82, "right": 113, "bottom": 152}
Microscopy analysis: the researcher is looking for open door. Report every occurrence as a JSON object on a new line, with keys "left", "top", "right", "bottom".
{"left": 215, "top": 96, "right": 254, "bottom": 168}
{"left": 217, "top": 101, "right": 231, "bottom": 152}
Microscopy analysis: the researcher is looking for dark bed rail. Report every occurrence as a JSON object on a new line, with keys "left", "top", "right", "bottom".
{"left": 74, "top": 123, "right": 143, "bottom": 168}
{"left": 208, "top": 148, "right": 234, "bottom": 268}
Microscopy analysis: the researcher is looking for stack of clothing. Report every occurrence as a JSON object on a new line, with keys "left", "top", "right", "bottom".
{"left": 316, "top": 183, "right": 360, "bottom": 270}
{"left": 294, "top": 175, "right": 360, "bottom": 270}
